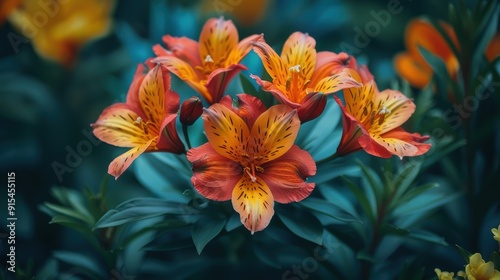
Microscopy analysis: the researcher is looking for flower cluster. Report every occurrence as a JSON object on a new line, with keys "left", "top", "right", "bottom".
{"left": 92, "top": 17, "right": 431, "bottom": 233}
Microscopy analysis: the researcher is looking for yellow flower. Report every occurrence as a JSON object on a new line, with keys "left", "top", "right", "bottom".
{"left": 492, "top": 225, "right": 500, "bottom": 242}
{"left": 8, "top": 0, "right": 114, "bottom": 67}
{"left": 465, "top": 253, "right": 500, "bottom": 280}
{"left": 435, "top": 268, "right": 455, "bottom": 280}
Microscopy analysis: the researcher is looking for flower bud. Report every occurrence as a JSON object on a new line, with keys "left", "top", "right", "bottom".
{"left": 180, "top": 97, "right": 203, "bottom": 125}
{"left": 297, "top": 92, "right": 327, "bottom": 122}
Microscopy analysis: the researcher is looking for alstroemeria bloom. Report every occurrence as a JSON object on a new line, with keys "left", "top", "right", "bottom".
{"left": 251, "top": 32, "right": 362, "bottom": 122}
{"left": 153, "top": 17, "right": 262, "bottom": 104}
{"left": 92, "top": 64, "right": 184, "bottom": 179}
{"left": 393, "top": 19, "right": 459, "bottom": 89}
{"left": 187, "top": 94, "right": 316, "bottom": 233}
{"left": 465, "top": 253, "right": 500, "bottom": 280}
{"left": 8, "top": 0, "right": 114, "bottom": 67}
{"left": 334, "top": 71, "right": 431, "bottom": 159}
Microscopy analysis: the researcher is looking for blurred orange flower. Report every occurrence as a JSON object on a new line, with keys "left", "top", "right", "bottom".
{"left": 394, "top": 19, "right": 500, "bottom": 89}
{"left": 7, "top": 0, "right": 114, "bottom": 67}
{"left": 394, "top": 19, "right": 459, "bottom": 89}
{"left": 201, "top": 0, "right": 269, "bottom": 27}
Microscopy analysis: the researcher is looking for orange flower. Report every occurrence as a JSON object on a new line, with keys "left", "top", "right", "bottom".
{"left": 486, "top": 34, "right": 500, "bottom": 61}
{"left": 91, "top": 64, "right": 184, "bottom": 179}
{"left": 251, "top": 32, "right": 361, "bottom": 122}
{"left": 187, "top": 94, "right": 316, "bottom": 233}
{"left": 7, "top": 0, "right": 114, "bottom": 67}
{"left": 334, "top": 70, "right": 431, "bottom": 158}
{"left": 394, "top": 19, "right": 459, "bottom": 88}
{"left": 153, "top": 17, "right": 262, "bottom": 104}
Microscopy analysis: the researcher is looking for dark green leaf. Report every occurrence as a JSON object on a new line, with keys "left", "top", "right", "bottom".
{"left": 391, "top": 161, "right": 422, "bottom": 203}
{"left": 225, "top": 213, "right": 242, "bottom": 232}
{"left": 277, "top": 206, "right": 323, "bottom": 245}
{"left": 342, "top": 176, "right": 375, "bottom": 223}
{"left": 418, "top": 46, "right": 457, "bottom": 102}
{"left": 406, "top": 230, "right": 448, "bottom": 246}
{"left": 94, "top": 198, "right": 187, "bottom": 229}
{"left": 53, "top": 251, "right": 106, "bottom": 279}
{"left": 191, "top": 215, "right": 226, "bottom": 254}
{"left": 356, "top": 250, "right": 375, "bottom": 263}
{"left": 300, "top": 197, "right": 362, "bottom": 223}
{"left": 455, "top": 244, "right": 473, "bottom": 263}
{"left": 253, "top": 241, "right": 282, "bottom": 269}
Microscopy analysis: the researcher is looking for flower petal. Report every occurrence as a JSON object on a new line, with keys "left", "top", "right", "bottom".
{"left": 342, "top": 79, "right": 377, "bottom": 122}
{"left": 250, "top": 74, "right": 296, "bottom": 107}
{"left": 199, "top": 17, "right": 238, "bottom": 65}
{"left": 187, "top": 143, "right": 242, "bottom": 201}
{"left": 260, "top": 145, "right": 316, "bottom": 203}
{"left": 108, "top": 139, "right": 154, "bottom": 179}
{"left": 157, "top": 115, "right": 185, "bottom": 154}
{"left": 310, "top": 51, "right": 351, "bottom": 86}
{"left": 161, "top": 35, "right": 202, "bottom": 67}
{"left": 380, "top": 128, "right": 431, "bottom": 157}
{"left": 232, "top": 175, "right": 274, "bottom": 234}
{"left": 371, "top": 89, "right": 415, "bottom": 135}
{"left": 219, "top": 94, "right": 267, "bottom": 128}
{"left": 334, "top": 95, "right": 365, "bottom": 156}
{"left": 313, "top": 68, "right": 362, "bottom": 95}
{"left": 153, "top": 56, "right": 208, "bottom": 98}
{"left": 393, "top": 52, "right": 433, "bottom": 88}
{"left": 205, "top": 63, "right": 247, "bottom": 104}
{"left": 139, "top": 65, "right": 168, "bottom": 125}
{"left": 125, "top": 64, "right": 147, "bottom": 117}
{"left": 252, "top": 39, "right": 288, "bottom": 87}
{"left": 250, "top": 105, "right": 300, "bottom": 163}
{"left": 280, "top": 32, "right": 317, "bottom": 80}
{"left": 203, "top": 103, "right": 250, "bottom": 164}
{"left": 406, "top": 19, "right": 457, "bottom": 63}
{"left": 358, "top": 134, "right": 393, "bottom": 159}
{"left": 92, "top": 103, "right": 152, "bottom": 147}
{"left": 226, "top": 34, "right": 263, "bottom": 66}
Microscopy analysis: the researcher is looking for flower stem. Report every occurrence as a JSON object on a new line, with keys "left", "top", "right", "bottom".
{"left": 182, "top": 124, "right": 192, "bottom": 150}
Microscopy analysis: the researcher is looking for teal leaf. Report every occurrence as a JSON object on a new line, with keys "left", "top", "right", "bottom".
{"left": 94, "top": 198, "right": 187, "bottom": 229}
{"left": 406, "top": 230, "right": 448, "bottom": 246}
{"left": 491, "top": 251, "right": 500, "bottom": 271}
{"left": 53, "top": 251, "right": 106, "bottom": 279}
{"left": 455, "top": 244, "right": 473, "bottom": 263}
{"left": 253, "top": 241, "right": 282, "bottom": 269}
{"left": 277, "top": 206, "right": 323, "bottom": 245}
{"left": 225, "top": 213, "right": 242, "bottom": 232}
{"left": 191, "top": 215, "right": 226, "bottom": 254}
{"left": 300, "top": 197, "right": 362, "bottom": 223}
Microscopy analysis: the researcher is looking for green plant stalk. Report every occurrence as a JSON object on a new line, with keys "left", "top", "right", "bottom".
{"left": 182, "top": 124, "right": 192, "bottom": 150}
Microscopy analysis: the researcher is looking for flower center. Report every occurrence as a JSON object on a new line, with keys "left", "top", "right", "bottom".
{"left": 285, "top": 64, "right": 310, "bottom": 103}
{"left": 241, "top": 153, "right": 264, "bottom": 182}
{"left": 134, "top": 116, "right": 158, "bottom": 136}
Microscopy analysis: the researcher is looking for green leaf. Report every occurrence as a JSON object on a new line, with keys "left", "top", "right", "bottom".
{"left": 253, "top": 241, "right": 282, "bottom": 269}
{"left": 356, "top": 250, "right": 375, "bottom": 263}
{"left": 455, "top": 244, "right": 473, "bottom": 263}
{"left": 300, "top": 197, "right": 362, "bottom": 223}
{"left": 94, "top": 198, "right": 187, "bottom": 229}
{"left": 225, "top": 213, "right": 242, "bottom": 232}
{"left": 471, "top": 1, "right": 499, "bottom": 76}
{"left": 418, "top": 46, "right": 456, "bottom": 102}
{"left": 390, "top": 183, "right": 439, "bottom": 212}
{"left": 343, "top": 176, "right": 375, "bottom": 223}
{"left": 42, "top": 203, "right": 92, "bottom": 224}
{"left": 53, "top": 251, "right": 106, "bottom": 279}
{"left": 406, "top": 230, "right": 448, "bottom": 246}
{"left": 191, "top": 214, "right": 226, "bottom": 254}
{"left": 277, "top": 206, "right": 323, "bottom": 245}
{"left": 391, "top": 161, "right": 422, "bottom": 203}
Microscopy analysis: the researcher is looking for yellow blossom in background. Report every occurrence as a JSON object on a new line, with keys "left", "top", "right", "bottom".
{"left": 435, "top": 268, "right": 455, "bottom": 280}
{"left": 492, "top": 225, "right": 500, "bottom": 242}
{"left": 7, "top": 0, "right": 115, "bottom": 67}
{"left": 465, "top": 253, "right": 500, "bottom": 280}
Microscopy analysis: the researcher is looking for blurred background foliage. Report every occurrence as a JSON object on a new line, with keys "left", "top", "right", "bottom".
{"left": 0, "top": 0, "right": 499, "bottom": 279}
